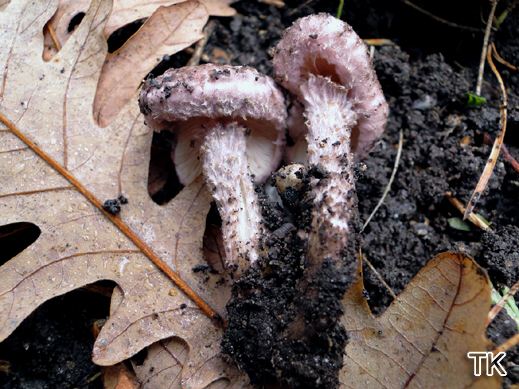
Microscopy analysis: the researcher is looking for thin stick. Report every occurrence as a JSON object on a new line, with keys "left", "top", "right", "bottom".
{"left": 487, "top": 279, "right": 519, "bottom": 326}
{"left": 258, "top": 0, "right": 285, "bottom": 7}
{"left": 465, "top": 43, "right": 508, "bottom": 219}
{"left": 492, "top": 44, "right": 518, "bottom": 71}
{"left": 483, "top": 133, "right": 519, "bottom": 173}
{"left": 492, "top": 332, "right": 519, "bottom": 354}
{"left": 0, "top": 112, "right": 220, "bottom": 322}
{"left": 187, "top": 20, "right": 216, "bottom": 66}
{"left": 361, "top": 129, "right": 403, "bottom": 232}
{"left": 45, "top": 24, "right": 62, "bottom": 51}
{"left": 445, "top": 192, "right": 491, "bottom": 231}
{"left": 362, "top": 253, "right": 397, "bottom": 299}
{"left": 402, "top": 0, "right": 482, "bottom": 32}
{"left": 364, "top": 38, "right": 395, "bottom": 46}
{"left": 475, "top": 0, "right": 498, "bottom": 96}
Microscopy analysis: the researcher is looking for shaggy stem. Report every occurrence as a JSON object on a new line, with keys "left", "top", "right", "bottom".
{"left": 302, "top": 74, "right": 359, "bottom": 272}
{"left": 271, "top": 75, "right": 360, "bottom": 389}
{"left": 201, "top": 122, "right": 263, "bottom": 276}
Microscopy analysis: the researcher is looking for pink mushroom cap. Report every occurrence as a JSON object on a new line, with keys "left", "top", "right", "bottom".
{"left": 139, "top": 64, "right": 286, "bottom": 184}
{"left": 272, "top": 13, "right": 388, "bottom": 158}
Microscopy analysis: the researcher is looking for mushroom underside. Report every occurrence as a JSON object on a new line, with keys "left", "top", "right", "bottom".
{"left": 170, "top": 118, "right": 282, "bottom": 186}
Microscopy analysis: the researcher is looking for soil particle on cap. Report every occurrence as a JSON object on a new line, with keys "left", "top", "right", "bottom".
{"left": 210, "top": 68, "right": 232, "bottom": 80}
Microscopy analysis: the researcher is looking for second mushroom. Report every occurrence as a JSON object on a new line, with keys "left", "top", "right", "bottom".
{"left": 139, "top": 64, "right": 286, "bottom": 276}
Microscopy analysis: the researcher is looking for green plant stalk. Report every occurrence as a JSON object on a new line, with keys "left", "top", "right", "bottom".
{"left": 492, "top": 287, "right": 519, "bottom": 330}
{"left": 337, "top": 0, "right": 345, "bottom": 19}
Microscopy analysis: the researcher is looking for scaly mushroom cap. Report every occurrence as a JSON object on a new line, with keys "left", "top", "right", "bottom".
{"left": 272, "top": 13, "right": 388, "bottom": 157}
{"left": 139, "top": 64, "right": 286, "bottom": 184}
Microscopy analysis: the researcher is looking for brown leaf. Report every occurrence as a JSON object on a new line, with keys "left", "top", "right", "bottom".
{"left": 203, "top": 224, "right": 227, "bottom": 273}
{"left": 340, "top": 252, "right": 501, "bottom": 388}
{"left": 132, "top": 336, "right": 249, "bottom": 388}
{"left": 0, "top": 0, "right": 238, "bottom": 385}
{"left": 44, "top": 0, "right": 235, "bottom": 126}
{"left": 93, "top": 1, "right": 208, "bottom": 128}
{"left": 0, "top": 0, "right": 9, "bottom": 11}
{"left": 103, "top": 363, "right": 139, "bottom": 389}
{"left": 42, "top": 0, "right": 235, "bottom": 60}
{"left": 107, "top": 0, "right": 235, "bottom": 36}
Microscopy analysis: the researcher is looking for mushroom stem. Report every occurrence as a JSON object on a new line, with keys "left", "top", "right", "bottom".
{"left": 301, "top": 74, "right": 359, "bottom": 272}
{"left": 201, "top": 122, "right": 263, "bottom": 276}
{"left": 269, "top": 75, "right": 360, "bottom": 389}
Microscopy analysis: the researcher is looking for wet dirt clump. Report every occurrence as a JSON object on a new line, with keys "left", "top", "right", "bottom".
{"left": 223, "top": 169, "right": 359, "bottom": 388}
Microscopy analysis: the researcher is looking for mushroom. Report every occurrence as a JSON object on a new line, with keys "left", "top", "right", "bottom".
{"left": 274, "top": 13, "right": 388, "bottom": 163}
{"left": 268, "top": 14, "right": 388, "bottom": 387}
{"left": 273, "top": 13, "right": 388, "bottom": 271}
{"left": 139, "top": 64, "right": 286, "bottom": 276}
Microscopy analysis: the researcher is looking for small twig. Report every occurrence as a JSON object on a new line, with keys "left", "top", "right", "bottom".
{"left": 187, "top": 20, "right": 217, "bottom": 66}
{"left": 492, "top": 332, "right": 519, "bottom": 354}
{"left": 476, "top": 0, "right": 499, "bottom": 96}
{"left": 492, "top": 44, "right": 518, "bottom": 71}
{"left": 465, "top": 43, "right": 508, "bottom": 219}
{"left": 483, "top": 133, "right": 519, "bottom": 173}
{"left": 487, "top": 279, "right": 519, "bottom": 326}
{"left": 445, "top": 192, "right": 492, "bottom": 231}
{"left": 45, "top": 24, "right": 62, "bottom": 51}
{"left": 360, "top": 250, "right": 397, "bottom": 299}
{"left": 84, "top": 371, "right": 102, "bottom": 384}
{"left": 361, "top": 129, "right": 404, "bottom": 232}
{"left": 259, "top": 0, "right": 285, "bottom": 7}
{"left": 364, "top": 38, "right": 395, "bottom": 46}
{"left": 286, "top": 0, "right": 315, "bottom": 16}
{"left": 402, "top": 0, "right": 482, "bottom": 32}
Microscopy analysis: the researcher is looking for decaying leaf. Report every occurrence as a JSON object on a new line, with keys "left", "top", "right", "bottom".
{"left": 132, "top": 336, "right": 249, "bottom": 388}
{"left": 93, "top": 1, "right": 208, "bottom": 127}
{"left": 0, "top": 0, "right": 241, "bottom": 385}
{"left": 43, "top": 0, "right": 236, "bottom": 126}
{"left": 103, "top": 363, "right": 140, "bottom": 389}
{"left": 340, "top": 252, "right": 501, "bottom": 388}
{"left": 42, "top": 0, "right": 235, "bottom": 60}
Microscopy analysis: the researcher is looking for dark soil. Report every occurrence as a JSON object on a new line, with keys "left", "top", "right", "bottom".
{"left": 0, "top": 288, "right": 110, "bottom": 389}
{"left": 222, "top": 167, "right": 359, "bottom": 388}
{"left": 2, "top": 0, "right": 519, "bottom": 387}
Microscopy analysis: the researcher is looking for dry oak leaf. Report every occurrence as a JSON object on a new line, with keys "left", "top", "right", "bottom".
{"left": 340, "top": 252, "right": 501, "bottom": 388}
{"left": 107, "top": 283, "right": 248, "bottom": 388}
{"left": 93, "top": 0, "right": 212, "bottom": 127}
{"left": 132, "top": 336, "right": 249, "bottom": 388}
{"left": 103, "top": 363, "right": 140, "bottom": 389}
{"left": 42, "top": 0, "right": 235, "bottom": 60}
{"left": 0, "top": 0, "right": 244, "bottom": 386}
{"left": 128, "top": 227, "right": 247, "bottom": 388}
{"left": 43, "top": 0, "right": 236, "bottom": 127}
